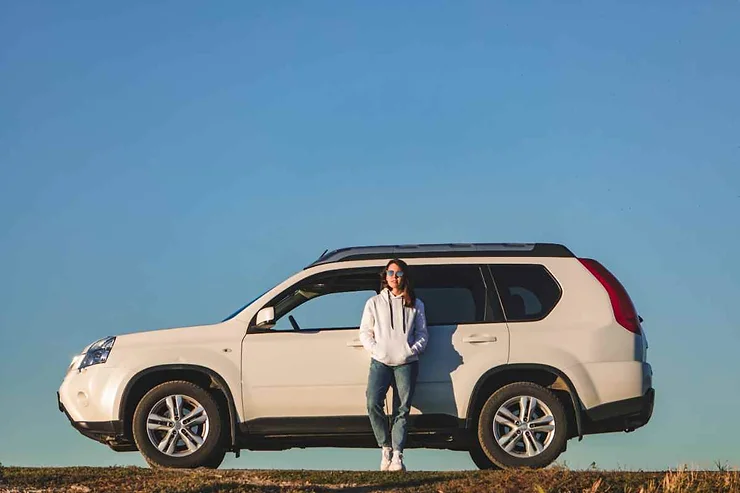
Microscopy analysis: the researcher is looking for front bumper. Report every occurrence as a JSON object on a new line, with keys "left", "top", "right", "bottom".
{"left": 58, "top": 391, "right": 136, "bottom": 451}
{"left": 582, "top": 387, "right": 655, "bottom": 435}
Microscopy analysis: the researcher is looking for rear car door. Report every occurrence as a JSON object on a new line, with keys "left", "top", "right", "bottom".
{"left": 409, "top": 264, "right": 510, "bottom": 422}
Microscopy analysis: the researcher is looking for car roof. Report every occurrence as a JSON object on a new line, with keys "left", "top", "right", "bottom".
{"left": 305, "top": 243, "right": 574, "bottom": 268}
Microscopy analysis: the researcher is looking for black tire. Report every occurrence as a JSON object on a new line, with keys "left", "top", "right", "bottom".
{"left": 476, "top": 382, "right": 567, "bottom": 469}
{"left": 468, "top": 441, "right": 501, "bottom": 470}
{"left": 132, "top": 380, "right": 226, "bottom": 469}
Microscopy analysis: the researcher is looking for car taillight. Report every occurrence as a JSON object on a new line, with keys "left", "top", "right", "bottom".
{"left": 579, "top": 258, "right": 642, "bottom": 335}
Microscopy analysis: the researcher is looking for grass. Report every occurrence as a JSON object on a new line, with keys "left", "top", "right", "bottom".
{"left": 0, "top": 465, "right": 738, "bottom": 493}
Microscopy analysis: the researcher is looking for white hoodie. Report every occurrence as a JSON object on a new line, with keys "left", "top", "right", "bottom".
{"left": 359, "top": 288, "right": 429, "bottom": 366}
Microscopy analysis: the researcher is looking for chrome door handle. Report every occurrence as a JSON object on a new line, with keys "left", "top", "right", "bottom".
{"left": 462, "top": 335, "right": 498, "bottom": 343}
{"left": 346, "top": 340, "right": 364, "bottom": 347}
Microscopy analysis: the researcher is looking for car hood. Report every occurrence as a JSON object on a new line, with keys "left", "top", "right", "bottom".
{"left": 112, "top": 320, "right": 242, "bottom": 349}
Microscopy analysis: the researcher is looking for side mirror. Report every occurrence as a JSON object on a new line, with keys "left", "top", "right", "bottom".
{"left": 256, "top": 306, "right": 275, "bottom": 327}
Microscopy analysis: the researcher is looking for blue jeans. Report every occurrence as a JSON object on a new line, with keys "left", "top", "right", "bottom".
{"left": 366, "top": 358, "right": 419, "bottom": 451}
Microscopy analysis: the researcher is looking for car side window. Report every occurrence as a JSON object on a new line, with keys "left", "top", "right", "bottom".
{"left": 489, "top": 264, "right": 561, "bottom": 322}
{"left": 412, "top": 265, "right": 501, "bottom": 325}
{"left": 272, "top": 290, "right": 377, "bottom": 331}
{"left": 254, "top": 268, "right": 380, "bottom": 332}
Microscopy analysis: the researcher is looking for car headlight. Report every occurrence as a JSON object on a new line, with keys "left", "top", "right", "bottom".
{"left": 79, "top": 336, "right": 116, "bottom": 370}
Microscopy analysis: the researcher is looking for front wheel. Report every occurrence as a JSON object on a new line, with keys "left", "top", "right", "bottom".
{"left": 476, "top": 382, "right": 568, "bottom": 469}
{"left": 132, "top": 380, "right": 226, "bottom": 469}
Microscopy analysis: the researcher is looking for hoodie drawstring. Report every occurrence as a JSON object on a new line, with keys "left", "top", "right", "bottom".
{"left": 387, "top": 290, "right": 406, "bottom": 333}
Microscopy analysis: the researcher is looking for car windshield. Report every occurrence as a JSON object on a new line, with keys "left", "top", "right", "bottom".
{"left": 221, "top": 291, "right": 267, "bottom": 322}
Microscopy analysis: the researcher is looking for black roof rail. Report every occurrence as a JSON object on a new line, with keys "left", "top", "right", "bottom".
{"left": 305, "top": 243, "right": 574, "bottom": 268}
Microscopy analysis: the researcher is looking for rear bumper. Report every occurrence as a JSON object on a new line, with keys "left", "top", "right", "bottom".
{"left": 582, "top": 387, "right": 655, "bottom": 435}
{"left": 58, "top": 392, "right": 136, "bottom": 451}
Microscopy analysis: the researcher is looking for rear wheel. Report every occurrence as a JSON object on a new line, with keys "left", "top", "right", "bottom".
{"left": 132, "top": 380, "right": 226, "bottom": 469}
{"left": 468, "top": 441, "right": 501, "bottom": 470}
{"left": 476, "top": 382, "right": 567, "bottom": 469}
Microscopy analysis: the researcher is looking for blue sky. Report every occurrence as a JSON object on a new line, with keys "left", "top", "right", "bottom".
{"left": 1, "top": 1, "right": 738, "bottom": 471}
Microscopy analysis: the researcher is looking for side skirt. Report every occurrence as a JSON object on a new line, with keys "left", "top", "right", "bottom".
{"left": 236, "top": 415, "right": 472, "bottom": 451}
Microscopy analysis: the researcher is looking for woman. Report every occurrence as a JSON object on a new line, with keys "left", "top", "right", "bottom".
{"left": 359, "top": 258, "right": 428, "bottom": 472}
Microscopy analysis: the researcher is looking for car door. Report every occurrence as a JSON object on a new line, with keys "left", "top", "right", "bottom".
{"left": 408, "top": 264, "right": 510, "bottom": 422}
{"left": 241, "top": 267, "right": 381, "bottom": 429}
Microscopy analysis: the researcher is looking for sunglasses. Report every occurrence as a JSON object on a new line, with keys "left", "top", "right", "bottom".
{"left": 385, "top": 269, "right": 404, "bottom": 278}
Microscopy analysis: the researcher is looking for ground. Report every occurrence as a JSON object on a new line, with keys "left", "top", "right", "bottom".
{"left": 1, "top": 466, "right": 738, "bottom": 492}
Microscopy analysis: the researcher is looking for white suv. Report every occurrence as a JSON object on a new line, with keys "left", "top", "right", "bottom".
{"left": 58, "top": 243, "right": 654, "bottom": 469}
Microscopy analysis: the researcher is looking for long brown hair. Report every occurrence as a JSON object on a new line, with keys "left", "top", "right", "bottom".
{"left": 380, "top": 258, "right": 416, "bottom": 308}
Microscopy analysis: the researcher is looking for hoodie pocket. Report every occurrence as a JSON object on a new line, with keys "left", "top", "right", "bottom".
{"left": 372, "top": 340, "right": 388, "bottom": 361}
{"left": 373, "top": 339, "right": 414, "bottom": 365}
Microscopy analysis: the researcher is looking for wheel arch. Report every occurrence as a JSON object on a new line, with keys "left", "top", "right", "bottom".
{"left": 465, "top": 363, "right": 584, "bottom": 440}
{"left": 118, "top": 364, "right": 239, "bottom": 449}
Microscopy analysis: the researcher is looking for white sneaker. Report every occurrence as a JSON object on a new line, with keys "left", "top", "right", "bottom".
{"left": 388, "top": 450, "right": 406, "bottom": 472}
{"left": 380, "top": 447, "right": 392, "bottom": 471}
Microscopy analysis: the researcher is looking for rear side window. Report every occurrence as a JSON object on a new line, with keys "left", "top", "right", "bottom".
{"left": 413, "top": 265, "right": 501, "bottom": 324}
{"left": 490, "top": 264, "right": 561, "bottom": 322}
